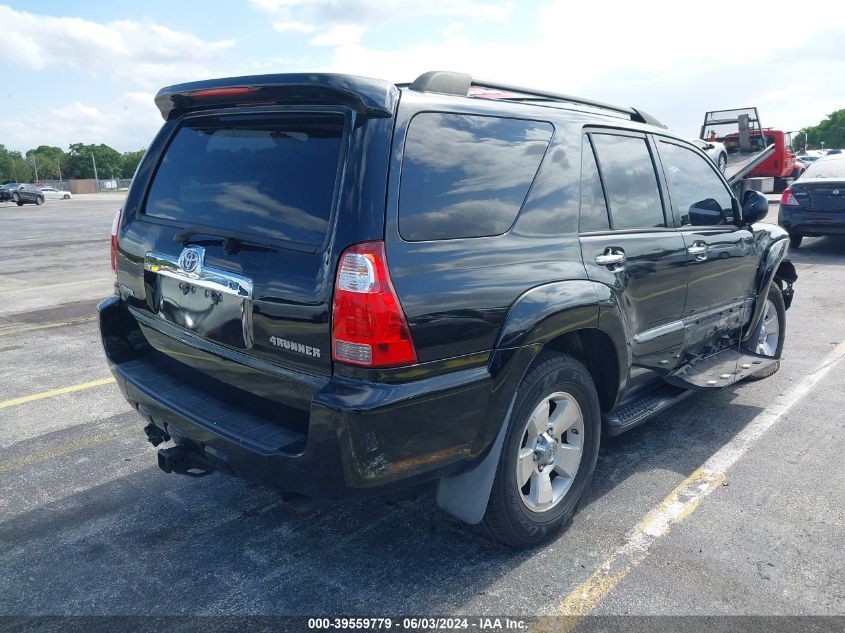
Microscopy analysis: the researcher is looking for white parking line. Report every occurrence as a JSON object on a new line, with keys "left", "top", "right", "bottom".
{"left": 545, "top": 339, "right": 845, "bottom": 628}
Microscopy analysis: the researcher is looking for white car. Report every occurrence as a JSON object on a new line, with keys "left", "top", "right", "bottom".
{"left": 38, "top": 187, "right": 72, "bottom": 200}
{"left": 691, "top": 138, "right": 729, "bottom": 173}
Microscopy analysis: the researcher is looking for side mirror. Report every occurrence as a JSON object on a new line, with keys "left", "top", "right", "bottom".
{"left": 741, "top": 190, "right": 769, "bottom": 224}
{"left": 705, "top": 143, "right": 715, "bottom": 150}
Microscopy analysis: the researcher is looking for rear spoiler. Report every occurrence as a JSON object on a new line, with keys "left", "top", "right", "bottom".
{"left": 154, "top": 73, "right": 400, "bottom": 120}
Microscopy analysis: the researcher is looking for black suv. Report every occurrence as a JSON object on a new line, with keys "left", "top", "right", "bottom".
{"left": 99, "top": 71, "right": 797, "bottom": 546}
{"left": 3, "top": 183, "right": 45, "bottom": 206}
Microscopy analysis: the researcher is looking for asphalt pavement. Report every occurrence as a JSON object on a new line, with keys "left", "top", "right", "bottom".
{"left": 0, "top": 194, "right": 842, "bottom": 629}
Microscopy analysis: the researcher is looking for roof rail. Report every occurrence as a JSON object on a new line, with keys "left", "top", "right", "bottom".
{"left": 407, "top": 70, "right": 666, "bottom": 129}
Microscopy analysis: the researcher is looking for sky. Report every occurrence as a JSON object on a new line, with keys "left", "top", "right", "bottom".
{"left": 1, "top": 0, "right": 844, "bottom": 153}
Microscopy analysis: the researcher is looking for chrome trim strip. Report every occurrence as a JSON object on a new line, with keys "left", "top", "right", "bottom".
{"left": 144, "top": 248, "right": 253, "bottom": 299}
{"left": 633, "top": 320, "right": 684, "bottom": 344}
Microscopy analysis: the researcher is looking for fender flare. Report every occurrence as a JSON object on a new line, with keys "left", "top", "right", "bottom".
{"left": 436, "top": 279, "right": 623, "bottom": 524}
{"left": 742, "top": 236, "right": 793, "bottom": 344}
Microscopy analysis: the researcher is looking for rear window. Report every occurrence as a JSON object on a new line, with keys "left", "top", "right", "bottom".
{"left": 399, "top": 113, "right": 552, "bottom": 241}
{"left": 144, "top": 113, "right": 345, "bottom": 248}
{"left": 803, "top": 157, "right": 845, "bottom": 179}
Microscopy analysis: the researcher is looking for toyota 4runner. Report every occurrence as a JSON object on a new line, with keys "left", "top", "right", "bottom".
{"left": 99, "top": 71, "right": 797, "bottom": 546}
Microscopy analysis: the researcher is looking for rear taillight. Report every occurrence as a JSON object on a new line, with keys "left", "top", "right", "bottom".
{"left": 110, "top": 208, "right": 122, "bottom": 273}
{"left": 331, "top": 242, "right": 417, "bottom": 368}
{"left": 780, "top": 188, "right": 799, "bottom": 206}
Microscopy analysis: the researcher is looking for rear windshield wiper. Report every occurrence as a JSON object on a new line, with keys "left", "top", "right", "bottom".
{"left": 174, "top": 228, "right": 276, "bottom": 255}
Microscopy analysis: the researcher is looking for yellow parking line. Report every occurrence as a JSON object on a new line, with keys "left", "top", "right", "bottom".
{"left": 534, "top": 339, "right": 845, "bottom": 632}
{"left": 0, "top": 377, "right": 116, "bottom": 410}
{"left": 0, "top": 316, "right": 97, "bottom": 338}
{"left": 549, "top": 468, "right": 724, "bottom": 628}
{"left": 0, "top": 425, "right": 136, "bottom": 476}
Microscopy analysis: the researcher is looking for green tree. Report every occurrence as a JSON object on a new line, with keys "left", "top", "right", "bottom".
{"left": 121, "top": 149, "right": 146, "bottom": 179}
{"left": 0, "top": 145, "right": 28, "bottom": 183}
{"left": 25, "top": 145, "right": 67, "bottom": 181}
{"left": 65, "top": 143, "right": 123, "bottom": 179}
{"left": 796, "top": 109, "right": 845, "bottom": 151}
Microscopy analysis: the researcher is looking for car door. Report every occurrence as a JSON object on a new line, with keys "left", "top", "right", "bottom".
{"left": 654, "top": 138, "right": 758, "bottom": 361}
{"left": 579, "top": 131, "right": 688, "bottom": 390}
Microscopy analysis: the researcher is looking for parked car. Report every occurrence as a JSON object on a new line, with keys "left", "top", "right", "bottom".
{"left": 0, "top": 183, "right": 22, "bottom": 202}
{"left": 691, "top": 138, "right": 729, "bottom": 173}
{"left": 7, "top": 183, "right": 44, "bottom": 206}
{"left": 39, "top": 186, "right": 72, "bottom": 200}
{"left": 779, "top": 153, "right": 845, "bottom": 248}
{"left": 99, "top": 71, "right": 797, "bottom": 547}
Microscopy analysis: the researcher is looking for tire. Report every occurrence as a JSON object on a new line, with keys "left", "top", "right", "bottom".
{"left": 479, "top": 352, "right": 601, "bottom": 547}
{"left": 35, "top": 196, "right": 44, "bottom": 206}
{"left": 11, "top": 192, "right": 19, "bottom": 203}
{"left": 16, "top": 200, "right": 23, "bottom": 207}
{"left": 789, "top": 234, "right": 803, "bottom": 249}
{"left": 63, "top": 194, "right": 70, "bottom": 200}
{"left": 717, "top": 153, "right": 727, "bottom": 173}
{"left": 745, "top": 285, "right": 786, "bottom": 381}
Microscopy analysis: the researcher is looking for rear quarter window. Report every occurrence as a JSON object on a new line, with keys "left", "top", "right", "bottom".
{"left": 398, "top": 113, "right": 553, "bottom": 241}
{"left": 143, "top": 113, "right": 345, "bottom": 248}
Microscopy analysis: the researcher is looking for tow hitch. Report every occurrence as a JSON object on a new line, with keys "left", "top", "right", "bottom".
{"left": 157, "top": 445, "right": 214, "bottom": 478}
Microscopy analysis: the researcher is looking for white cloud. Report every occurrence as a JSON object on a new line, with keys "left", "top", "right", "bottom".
{"left": 252, "top": 0, "right": 511, "bottom": 46}
{"left": 309, "top": 0, "right": 845, "bottom": 137}
{"left": 0, "top": 5, "right": 234, "bottom": 89}
{"left": 273, "top": 21, "right": 315, "bottom": 33}
{"left": 0, "top": 93, "right": 162, "bottom": 152}
{"left": 310, "top": 25, "right": 367, "bottom": 47}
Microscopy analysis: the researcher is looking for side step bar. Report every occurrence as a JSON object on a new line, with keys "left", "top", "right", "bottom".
{"left": 603, "top": 384, "right": 694, "bottom": 437}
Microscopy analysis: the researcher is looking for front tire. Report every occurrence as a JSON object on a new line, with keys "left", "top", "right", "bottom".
{"left": 11, "top": 192, "right": 19, "bottom": 203}
{"left": 717, "top": 153, "right": 727, "bottom": 173}
{"left": 63, "top": 194, "right": 70, "bottom": 200}
{"left": 746, "top": 285, "right": 786, "bottom": 381}
{"left": 35, "top": 196, "right": 44, "bottom": 206}
{"left": 480, "top": 352, "right": 600, "bottom": 547}
{"left": 789, "top": 234, "right": 803, "bottom": 249}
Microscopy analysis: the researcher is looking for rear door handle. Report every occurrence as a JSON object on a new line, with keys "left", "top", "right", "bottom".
{"left": 687, "top": 242, "right": 708, "bottom": 261}
{"left": 595, "top": 248, "right": 626, "bottom": 269}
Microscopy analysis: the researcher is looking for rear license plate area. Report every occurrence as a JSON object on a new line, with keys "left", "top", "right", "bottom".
{"left": 154, "top": 275, "right": 253, "bottom": 349}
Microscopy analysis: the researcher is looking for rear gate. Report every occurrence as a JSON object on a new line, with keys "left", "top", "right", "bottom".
{"left": 138, "top": 111, "right": 349, "bottom": 379}
{"left": 792, "top": 181, "right": 845, "bottom": 211}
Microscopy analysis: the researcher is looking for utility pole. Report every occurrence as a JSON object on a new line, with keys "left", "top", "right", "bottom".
{"left": 31, "top": 158, "right": 39, "bottom": 183}
{"left": 11, "top": 156, "right": 18, "bottom": 181}
{"left": 91, "top": 152, "right": 100, "bottom": 192}
{"left": 57, "top": 160, "right": 63, "bottom": 186}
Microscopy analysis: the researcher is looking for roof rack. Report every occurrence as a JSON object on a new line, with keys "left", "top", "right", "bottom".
{"left": 407, "top": 70, "right": 666, "bottom": 129}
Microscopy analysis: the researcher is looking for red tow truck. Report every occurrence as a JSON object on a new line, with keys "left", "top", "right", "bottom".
{"left": 701, "top": 107, "right": 803, "bottom": 194}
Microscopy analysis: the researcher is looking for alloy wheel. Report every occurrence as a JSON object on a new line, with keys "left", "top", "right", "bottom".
{"left": 517, "top": 391, "right": 584, "bottom": 513}
{"left": 755, "top": 299, "right": 780, "bottom": 356}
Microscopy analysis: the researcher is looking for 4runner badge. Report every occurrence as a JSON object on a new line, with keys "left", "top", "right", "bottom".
{"left": 269, "top": 336, "right": 321, "bottom": 358}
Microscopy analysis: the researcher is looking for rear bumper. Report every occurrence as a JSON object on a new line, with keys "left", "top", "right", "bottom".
{"left": 99, "top": 296, "right": 494, "bottom": 500}
{"left": 779, "top": 204, "right": 845, "bottom": 236}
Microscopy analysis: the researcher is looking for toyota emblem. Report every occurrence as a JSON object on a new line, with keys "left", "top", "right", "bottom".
{"left": 834, "top": 189, "right": 840, "bottom": 195}
{"left": 178, "top": 247, "right": 202, "bottom": 273}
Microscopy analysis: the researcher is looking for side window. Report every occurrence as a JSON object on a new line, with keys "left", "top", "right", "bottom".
{"left": 591, "top": 134, "right": 665, "bottom": 230}
{"left": 579, "top": 136, "right": 609, "bottom": 232}
{"left": 399, "top": 113, "right": 553, "bottom": 241}
{"left": 659, "top": 141, "right": 735, "bottom": 226}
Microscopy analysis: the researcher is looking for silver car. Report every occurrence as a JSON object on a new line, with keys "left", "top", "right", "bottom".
{"left": 691, "top": 138, "right": 728, "bottom": 173}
